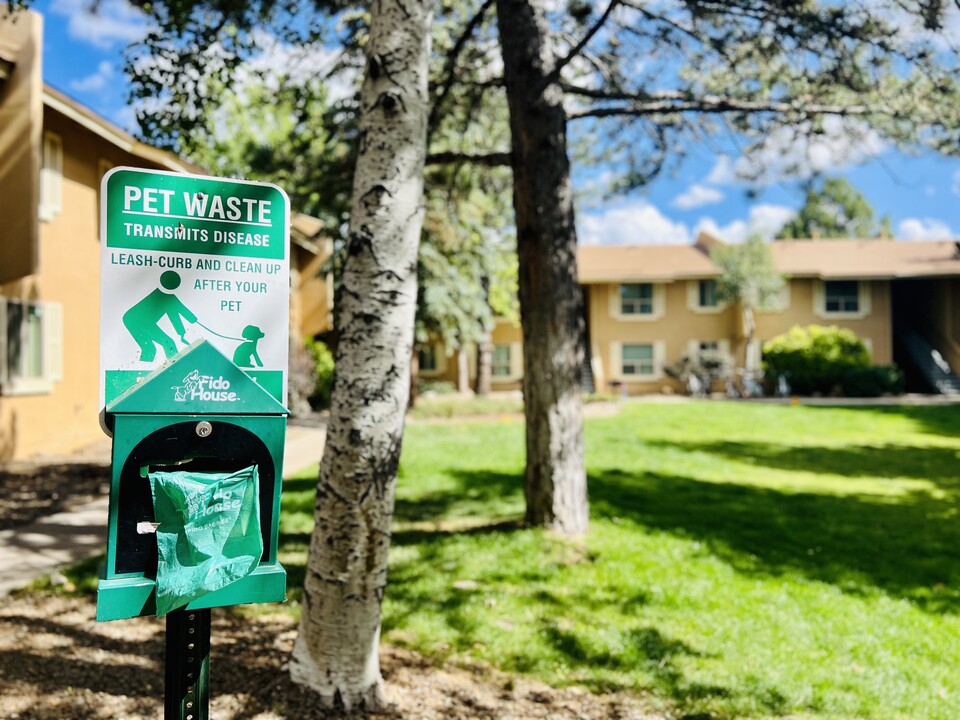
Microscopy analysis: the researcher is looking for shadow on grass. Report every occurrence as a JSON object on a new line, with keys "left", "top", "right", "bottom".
{"left": 588, "top": 466, "right": 960, "bottom": 613}
{"left": 646, "top": 438, "right": 960, "bottom": 482}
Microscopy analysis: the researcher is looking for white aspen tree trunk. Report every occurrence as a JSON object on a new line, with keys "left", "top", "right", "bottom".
{"left": 288, "top": 0, "right": 432, "bottom": 708}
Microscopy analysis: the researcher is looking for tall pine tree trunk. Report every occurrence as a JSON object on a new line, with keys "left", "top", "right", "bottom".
{"left": 289, "top": 0, "right": 432, "bottom": 707}
{"left": 496, "top": 0, "right": 588, "bottom": 535}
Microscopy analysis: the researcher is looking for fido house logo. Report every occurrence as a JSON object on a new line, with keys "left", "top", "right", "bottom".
{"left": 172, "top": 370, "right": 240, "bottom": 404}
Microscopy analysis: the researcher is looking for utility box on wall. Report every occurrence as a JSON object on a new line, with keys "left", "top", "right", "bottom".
{"left": 97, "top": 341, "right": 288, "bottom": 621}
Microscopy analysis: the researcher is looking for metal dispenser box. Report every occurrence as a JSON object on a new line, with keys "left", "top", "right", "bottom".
{"left": 97, "top": 340, "right": 287, "bottom": 621}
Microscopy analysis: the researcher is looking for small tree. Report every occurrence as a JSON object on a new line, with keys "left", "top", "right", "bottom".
{"left": 712, "top": 236, "right": 785, "bottom": 370}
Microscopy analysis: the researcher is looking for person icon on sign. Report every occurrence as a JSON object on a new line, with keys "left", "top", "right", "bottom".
{"left": 122, "top": 270, "right": 198, "bottom": 363}
{"left": 233, "top": 325, "right": 265, "bottom": 368}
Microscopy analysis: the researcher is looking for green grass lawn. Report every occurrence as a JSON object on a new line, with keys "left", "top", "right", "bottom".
{"left": 280, "top": 401, "right": 960, "bottom": 719}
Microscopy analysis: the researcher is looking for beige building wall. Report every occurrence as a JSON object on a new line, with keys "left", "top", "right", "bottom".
{"left": 587, "top": 280, "right": 738, "bottom": 395}
{"left": 489, "top": 319, "right": 523, "bottom": 391}
{"left": 587, "top": 277, "right": 893, "bottom": 397}
{"left": 416, "top": 318, "right": 524, "bottom": 392}
{"left": 0, "top": 106, "right": 164, "bottom": 460}
{"left": 753, "top": 278, "right": 892, "bottom": 365}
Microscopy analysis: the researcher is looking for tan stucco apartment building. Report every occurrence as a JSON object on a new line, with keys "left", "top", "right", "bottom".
{"left": 424, "top": 233, "right": 960, "bottom": 397}
{"left": 0, "top": 11, "right": 331, "bottom": 461}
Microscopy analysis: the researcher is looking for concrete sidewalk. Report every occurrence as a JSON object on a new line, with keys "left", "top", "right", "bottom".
{"left": 0, "top": 419, "right": 327, "bottom": 597}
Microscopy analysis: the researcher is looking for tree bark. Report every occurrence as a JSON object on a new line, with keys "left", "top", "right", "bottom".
{"left": 495, "top": 0, "right": 588, "bottom": 535}
{"left": 288, "top": 0, "right": 432, "bottom": 708}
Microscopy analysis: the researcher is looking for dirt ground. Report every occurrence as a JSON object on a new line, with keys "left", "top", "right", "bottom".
{"left": 0, "top": 593, "right": 665, "bottom": 720}
{"left": 0, "top": 436, "right": 667, "bottom": 720}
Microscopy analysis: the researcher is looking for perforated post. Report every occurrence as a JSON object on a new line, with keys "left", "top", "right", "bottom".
{"left": 165, "top": 608, "right": 211, "bottom": 720}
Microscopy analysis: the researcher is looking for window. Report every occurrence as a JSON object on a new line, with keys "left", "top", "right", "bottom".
{"left": 698, "top": 280, "right": 719, "bottom": 308}
{"left": 417, "top": 345, "right": 438, "bottom": 373}
{"left": 39, "top": 132, "right": 63, "bottom": 222}
{"left": 824, "top": 280, "right": 860, "bottom": 313}
{"left": 0, "top": 299, "right": 63, "bottom": 394}
{"left": 620, "top": 283, "right": 654, "bottom": 315}
{"left": 622, "top": 343, "right": 655, "bottom": 376}
{"left": 492, "top": 344, "right": 511, "bottom": 377}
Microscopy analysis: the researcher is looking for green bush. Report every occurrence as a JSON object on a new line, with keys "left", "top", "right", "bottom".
{"left": 841, "top": 365, "right": 904, "bottom": 397}
{"left": 763, "top": 325, "right": 871, "bottom": 395}
{"left": 307, "top": 339, "right": 336, "bottom": 409}
{"left": 418, "top": 380, "right": 457, "bottom": 395}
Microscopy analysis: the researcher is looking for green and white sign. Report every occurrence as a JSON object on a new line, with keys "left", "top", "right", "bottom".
{"left": 100, "top": 167, "right": 290, "bottom": 409}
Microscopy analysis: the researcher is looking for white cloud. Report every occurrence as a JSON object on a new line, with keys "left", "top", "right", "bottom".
{"left": 672, "top": 183, "right": 723, "bottom": 210}
{"left": 706, "top": 117, "right": 885, "bottom": 188}
{"left": 49, "top": 0, "right": 150, "bottom": 49}
{"left": 578, "top": 199, "right": 796, "bottom": 246}
{"left": 705, "top": 156, "right": 736, "bottom": 185}
{"left": 578, "top": 200, "right": 692, "bottom": 245}
{"left": 898, "top": 218, "right": 955, "bottom": 241}
{"left": 862, "top": 0, "right": 960, "bottom": 50}
{"left": 111, "top": 105, "right": 140, "bottom": 134}
{"left": 695, "top": 204, "right": 795, "bottom": 243}
{"left": 238, "top": 30, "right": 350, "bottom": 99}
{"left": 69, "top": 61, "right": 114, "bottom": 94}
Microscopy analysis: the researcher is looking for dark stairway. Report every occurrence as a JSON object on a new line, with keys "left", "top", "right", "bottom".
{"left": 581, "top": 356, "right": 596, "bottom": 394}
{"left": 899, "top": 330, "right": 960, "bottom": 395}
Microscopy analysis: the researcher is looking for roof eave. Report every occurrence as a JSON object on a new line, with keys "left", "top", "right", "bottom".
{"left": 42, "top": 84, "right": 202, "bottom": 174}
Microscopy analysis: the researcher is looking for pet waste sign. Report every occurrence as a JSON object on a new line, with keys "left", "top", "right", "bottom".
{"left": 99, "top": 167, "right": 290, "bottom": 409}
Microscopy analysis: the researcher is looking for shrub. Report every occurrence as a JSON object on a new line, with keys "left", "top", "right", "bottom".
{"left": 763, "top": 325, "right": 871, "bottom": 395}
{"left": 307, "top": 339, "right": 336, "bottom": 409}
{"left": 841, "top": 365, "right": 904, "bottom": 397}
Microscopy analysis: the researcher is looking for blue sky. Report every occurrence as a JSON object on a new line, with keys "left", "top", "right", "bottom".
{"left": 32, "top": 0, "right": 960, "bottom": 246}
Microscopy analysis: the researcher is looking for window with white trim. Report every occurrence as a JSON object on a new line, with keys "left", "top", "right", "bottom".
{"left": 824, "top": 280, "right": 860, "bottom": 314}
{"left": 620, "top": 283, "right": 654, "bottom": 315}
{"left": 39, "top": 132, "right": 63, "bottom": 222}
{"left": 622, "top": 343, "right": 655, "bottom": 377}
{"left": 492, "top": 344, "right": 511, "bottom": 377}
{"left": 698, "top": 279, "right": 719, "bottom": 308}
{"left": 0, "top": 298, "right": 63, "bottom": 394}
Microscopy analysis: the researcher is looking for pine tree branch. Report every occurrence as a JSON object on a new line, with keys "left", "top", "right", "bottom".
{"left": 426, "top": 150, "right": 512, "bottom": 167}
{"left": 427, "top": 0, "right": 496, "bottom": 137}
{"left": 561, "top": 85, "right": 877, "bottom": 119}
{"left": 546, "top": 0, "right": 622, "bottom": 89}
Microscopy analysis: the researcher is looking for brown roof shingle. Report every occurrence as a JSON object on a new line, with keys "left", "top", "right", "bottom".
{"left": 577, "top": 237, "right": 960, "bottom": 282}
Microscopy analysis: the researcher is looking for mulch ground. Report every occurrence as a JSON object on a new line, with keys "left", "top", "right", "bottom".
{"left": 0, "top": 439, "right": 669, "bottom": 719}
{"left": 0, "top": 593, "right": 666, "bottom": 719}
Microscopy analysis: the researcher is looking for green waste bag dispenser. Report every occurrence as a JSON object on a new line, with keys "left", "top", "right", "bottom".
{"left": 97, "top": 339, "right": 287, "bottom": 621}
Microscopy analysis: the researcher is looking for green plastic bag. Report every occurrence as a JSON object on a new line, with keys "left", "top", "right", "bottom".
{"left": 149, "top": 465, "right": 263, "bottom": 616}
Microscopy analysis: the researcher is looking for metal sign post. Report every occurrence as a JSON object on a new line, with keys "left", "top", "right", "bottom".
{"left": 165, "top": 609, "right": 211, "bottom": 720}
